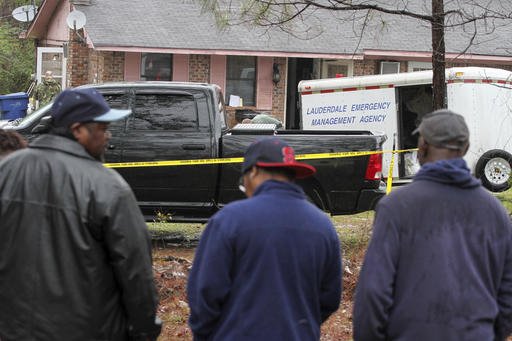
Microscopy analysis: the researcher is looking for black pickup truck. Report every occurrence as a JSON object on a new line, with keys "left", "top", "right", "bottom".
{"left": 5, "top": 82, "right": 386, "bottom": 221}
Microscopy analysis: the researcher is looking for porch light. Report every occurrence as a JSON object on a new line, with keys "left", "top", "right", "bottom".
{"left": 272, "top": 63, "right": 281, "bottom": 84}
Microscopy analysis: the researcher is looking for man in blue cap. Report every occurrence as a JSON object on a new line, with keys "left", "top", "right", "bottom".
{"left": 353, "top": 109, "right": 512, "bottom": 340}
{"left": 187, "top": 136, "right": 342, "bottom": 340}
{"left": 0, "top": 88, "right": 161, "bottom": 341}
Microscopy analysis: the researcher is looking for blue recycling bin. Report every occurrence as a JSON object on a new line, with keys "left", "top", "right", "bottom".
{"left": 0, "top": 92, "right": 28, "bottom": 120}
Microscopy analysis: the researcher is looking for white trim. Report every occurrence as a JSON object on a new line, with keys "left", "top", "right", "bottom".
{"left": 36, "top": 47, "right": 67, "bottom": 89}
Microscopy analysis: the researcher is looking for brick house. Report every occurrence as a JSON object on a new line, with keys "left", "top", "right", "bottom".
{"left": 26, "top": 0, "right": 512, "bottom": 128}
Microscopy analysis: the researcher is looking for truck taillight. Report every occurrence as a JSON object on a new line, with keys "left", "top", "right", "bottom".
{"left": 365, "top": 153, "right": 383, "bottom": 180}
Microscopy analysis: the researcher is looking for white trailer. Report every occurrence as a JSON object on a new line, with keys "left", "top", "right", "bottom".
{"left": 299, "top": 67, "right": 512, "bottom": 191}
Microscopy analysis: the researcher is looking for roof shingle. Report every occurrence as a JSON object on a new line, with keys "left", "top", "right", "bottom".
{"left": 76, "top": 0, "right": 512, "bottom": 57}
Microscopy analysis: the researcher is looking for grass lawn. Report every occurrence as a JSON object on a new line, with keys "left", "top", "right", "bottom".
{"left": 148, "top": 184, "right": 511, "bottom": 245}
{"left": 148, "top": 184, "right": 512, "bottom": 248}
{"left": 495, "top": 186, "right": 512, "bottom": 214}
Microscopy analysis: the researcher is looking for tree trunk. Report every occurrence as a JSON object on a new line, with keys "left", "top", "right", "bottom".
{"left": 431, "top": 0, "right": 446, "bottom": 109}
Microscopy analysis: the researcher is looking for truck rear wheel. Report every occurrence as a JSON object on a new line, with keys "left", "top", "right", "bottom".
{"left": 475, "top": 150, "right": 512, "bottom": 192}
{"left": 303, "top": 183, "right": 327, "bottom": 211}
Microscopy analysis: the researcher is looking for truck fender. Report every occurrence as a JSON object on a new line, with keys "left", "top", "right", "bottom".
{"left": 301, "top": 179, "right": 328, "bottom": 212}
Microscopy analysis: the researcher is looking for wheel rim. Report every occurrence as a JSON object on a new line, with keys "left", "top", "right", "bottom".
{"left": 484, "top": 157, "right": 511, "bottom": 186}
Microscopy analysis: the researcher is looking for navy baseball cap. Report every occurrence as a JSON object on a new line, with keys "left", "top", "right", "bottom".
{"left": 413, "top": 109, "right": 469, "bottom": 150}
{"left": 51, "top": 88, "right": 131, "bottom": 127}
{"left": 242, "top": 137, "right": 316, "bottom": 179}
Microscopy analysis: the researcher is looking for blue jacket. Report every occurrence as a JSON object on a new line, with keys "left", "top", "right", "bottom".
{"left": 187, "top": 180, "right": 342, "bottom": 341}
{"left": 353, "top": 158, "right": 512, "bottom": 341}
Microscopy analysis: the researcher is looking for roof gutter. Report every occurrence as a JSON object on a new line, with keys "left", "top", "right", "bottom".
{"left": 92, "top": 46, "right": 365, "bottom": 59}
{"left": 363, "top": 49, "right": 512, "bottom": 64}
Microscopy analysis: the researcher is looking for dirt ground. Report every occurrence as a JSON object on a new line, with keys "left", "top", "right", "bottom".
{"left": 152, "top": 246, "right": 364, "bottom": 341}
{"left": 151, "top": 193, "right": 512, "bottom": 340}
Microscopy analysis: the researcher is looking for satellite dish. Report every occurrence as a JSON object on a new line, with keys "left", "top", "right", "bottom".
{"left": 12, "top": 5, "right": 37, "bottom": 22}
{"left": 66, "top": 10, "right": 87, "bottom": 30}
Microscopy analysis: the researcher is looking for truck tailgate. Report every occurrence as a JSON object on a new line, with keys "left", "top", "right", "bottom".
{"left": 217, "top": 130, "right": 386, "bottom": 215}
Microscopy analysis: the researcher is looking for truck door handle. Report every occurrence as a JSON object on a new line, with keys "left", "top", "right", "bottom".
{"left": 181, "top": 144, "right": 206, "bottom": 150}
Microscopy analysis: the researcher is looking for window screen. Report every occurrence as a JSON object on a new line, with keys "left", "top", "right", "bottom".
{"left": 225, "top": 56, "right": 256, "bottom": 106}
{"left": 380, "top": 62, "right": 400, "bottom": 74}
{"left": 131, "top": 94, "right": 198, "bottom": 131}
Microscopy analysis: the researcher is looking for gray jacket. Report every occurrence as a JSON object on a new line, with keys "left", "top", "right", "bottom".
{"left": 0, "top": 134, "right": 160, "bottom": 341}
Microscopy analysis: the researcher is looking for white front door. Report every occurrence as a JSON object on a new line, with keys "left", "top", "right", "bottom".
{"left": 36, "top": 47, "right": 66, "bottom": 89}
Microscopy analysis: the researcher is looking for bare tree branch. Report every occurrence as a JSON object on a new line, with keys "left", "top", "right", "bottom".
{"left": 198, "top": 0, "right": 512, "bottom": 109}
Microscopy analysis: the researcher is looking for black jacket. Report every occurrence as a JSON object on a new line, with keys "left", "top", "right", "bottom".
{"left": 0, "top": 134, "right": 160, "bottom": 341}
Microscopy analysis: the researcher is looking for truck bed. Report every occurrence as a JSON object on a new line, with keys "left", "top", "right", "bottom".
{"left": 217, "top": 130, "right": 386, "bottom": 215}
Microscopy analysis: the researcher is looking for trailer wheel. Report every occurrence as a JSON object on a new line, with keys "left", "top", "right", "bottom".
{"left": 475, "top": 150, "right": 512, "bottom": 192}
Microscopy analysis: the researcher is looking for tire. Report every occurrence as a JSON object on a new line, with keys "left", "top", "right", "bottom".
{"left": 303, "top": 185, "right": 327, "bottom": 211}
{"left": 475, "top": 150, "right": 512, "bottom": 192}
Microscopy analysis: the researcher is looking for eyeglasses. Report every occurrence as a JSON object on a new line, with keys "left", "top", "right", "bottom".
{"left": 238, "top": 174, "right": 246, "bottom": 193}
{"left": 81, "top": 122, "right": 111, "bottom": 137}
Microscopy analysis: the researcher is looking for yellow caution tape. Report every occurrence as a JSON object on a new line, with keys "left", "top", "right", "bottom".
{"left": 104, "top": 157, "right": 244, "bottom": 168}
{"left": 386, "top": 151, "right": 396, "bottom": 194}
{"left": 103, "top": 148, "right": 418, "bottom": 169}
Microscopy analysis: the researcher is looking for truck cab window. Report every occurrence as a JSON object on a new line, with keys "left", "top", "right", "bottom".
{"left": 130, "top": 94, "right": 198, "bottom": 131}
{"left": 102, "top": 92, "right": 131, "bottom": 132}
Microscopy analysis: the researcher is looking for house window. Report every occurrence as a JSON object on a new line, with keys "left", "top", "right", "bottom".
{"left": 380, "top": 61, "right": 400, "bottom": 74}
{"left": 225, "top": 56, "right": 256, "bottom": 106}
{"left": 36, "top": 47, "right": 66, "bottom": 89}
{"left": 320, "top": 60, "right": 354, "bottom": 78}
{"left": 408, "top": 61, "right": 432, "bottom": 72}
{"left": 141, "top": 53, "right": 172, "bottom": 81}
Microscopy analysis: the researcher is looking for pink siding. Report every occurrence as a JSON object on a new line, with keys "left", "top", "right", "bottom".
{"left": 45, "top": 0, "right": 70, "bottom": 44}
{"left": 173, "top": 54, "right": 189, "bottom": 81}
{"left": 256, "top": 57, "right": 273, "bottom": 110}
{"left": 124, "top": 52, "right": 141, "bottom": 81}
{"left": 210, "top": 55, "right": 226, "bottom": 91}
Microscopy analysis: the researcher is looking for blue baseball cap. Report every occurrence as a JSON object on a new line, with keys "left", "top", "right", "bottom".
{"left": 242, "top": 137, "right": 316, "bottom": 179}
{"left": 51, "top": 88, "right": 131, "bottom": 127}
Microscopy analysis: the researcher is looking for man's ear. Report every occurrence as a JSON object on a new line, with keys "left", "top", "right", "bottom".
{"left": 417, "top": 137, "right": 428, "bottom": 153}
{"left": 417, "top": 136, "right": 429, "bottom": 164}
{"left": 462, "top": 143, "right": 470, "bottom": 156}
{"left": 70, "top": 123, "right": 85, "bottom": 140}
{"left": 248, "top": 166, "right": 259, "bottom": 179}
